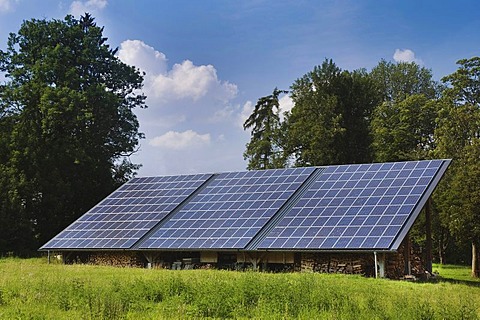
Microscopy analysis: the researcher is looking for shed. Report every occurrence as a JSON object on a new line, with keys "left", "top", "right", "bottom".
{"left": 40, "top": 159, "right": 450, "bottom": 279}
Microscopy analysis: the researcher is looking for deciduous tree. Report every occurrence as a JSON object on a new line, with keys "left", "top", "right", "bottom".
{"left": 0, "top": 14, "right": 146, "bottom": 253}
{"left": 435, "top": 57, "right": 480, "bottom": 276}
{"left": 284, "top": 59, "right": 378, "bottom": 166}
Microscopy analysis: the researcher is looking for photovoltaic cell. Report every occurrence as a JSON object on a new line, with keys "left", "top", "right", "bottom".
{"left": 257, "top": 160, "right": 445, "bottom": 251}
{"left": 40, "top": 174, "right": 212, "bottom": 250}
{"left": 139, "top": 167, "right": 316, "bottom": 250}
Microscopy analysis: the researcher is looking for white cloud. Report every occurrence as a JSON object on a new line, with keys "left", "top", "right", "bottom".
{"left": 117, "top": 40, "right": 167, "bottom": 75}
{"left": 69, "top": 0, "right": 107, "bottom": 17}
{"left": 149, "top": 130, "right": 211, "bottom": 150}
{"left": 149, "top": 60, "right": 237, "bottom": 103}
{"left": 0, "top": 0, "right": 17, "bottom": 13}
{"left": 117, "top": 40, "right": 237, "bottom": 105}
{"left": 393, "top": 49, "right": 423, "bottom": 65}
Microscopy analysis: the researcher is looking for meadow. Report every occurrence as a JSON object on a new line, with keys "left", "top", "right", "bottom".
{"left": 0, "top": 258, "right": 479, "bottom": 319}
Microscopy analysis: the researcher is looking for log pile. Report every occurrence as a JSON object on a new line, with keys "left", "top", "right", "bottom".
{"left": 300, "top": 253, "right": 372, "bottom": 275}
{"left": 87, "top": 252, "right": 145, "bottom": 267}
{"left": 385, "top": 242, "right": 425, "bottom": 279}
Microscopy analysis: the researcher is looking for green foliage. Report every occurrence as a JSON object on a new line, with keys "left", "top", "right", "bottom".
{"left": 371, "top": 94, "right": 439, "bottom": 162}
{"left": 370, "top": 59, "right": 439, "bottom": 102}
{"left": 434, "top": 57, "right": 480, "bottom": 274}
{"left": 369, "top": 60, "right": 440, "bottom": 162}
{"left": 0, "top": 259, "right": 480, "bottom": 319}
{"left": 0, "top": 14, "right": 146, "bottom": 254}
{"left": 285, "top": 59, "right": 379, "bottom": 166}
{"left": 243, "top": 88, "right": 288, "bottom": 170}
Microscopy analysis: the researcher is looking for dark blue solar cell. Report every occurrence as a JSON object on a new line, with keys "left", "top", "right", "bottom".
{"left": 362, "top": 237, "right": 379, "bottom": 248}
{"left": 309, "top": 238, "right": 325, "bottom": 248}
{"left": 305, "top": 227, "right": 320, "bottom": 237}
{"left": 314, "top": 217, "right": 329, "bottom": 226}
{"left": 365, "top": 197, "right": 381, "bottom": 206}
{"left": 351, "top": 216, "right": 366, "bottom": 225}
{"left": 343, "top": 227, "right": 357, "bottom": 236}
{"left": 376, "top": 237, "right": 394, "bottom": 248}
{"left": 321, "top": 238, "right": 337, "bottom": 248}
{"left": 318, "top": 227, "right": 333, "bottom": 236}
{"left": 331, "top": 227, "right": 346, "bottom": 236}
{"left": 326, "top": 216, "right": 341, "bottom": 225}
{"left": 369, "top": 226, "right": 385, "bottom": 237}
{"left": 391, "top": 215, "right": 408, "bottom": 225}
{"left": 338, "top": 216, "right": 353, "bottom": 226}
{"left": 333, "top": 238, "right": 351, "bottom": 248}
{"left": 341, "top": 198, "right": 355, "bottom": 206}
{"left": 356, "top": 227, "right": 371, "bottom": 237}
{"left": 384, "top": 226, "right": 400, "bottom": 236}
{"left": 378, "top": 215, "right": 394, "bottom": 225}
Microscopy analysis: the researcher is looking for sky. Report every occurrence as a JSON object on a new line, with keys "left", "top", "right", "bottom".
{"left": 0, "top": 0, "right": 479, "bottom": 177}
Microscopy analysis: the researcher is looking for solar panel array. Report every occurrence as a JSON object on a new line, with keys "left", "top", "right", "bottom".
{"left": 138, "top": 167, "right": 316, "bottom": 249}
{"left": 41, "top": 160, "right": 450, "bottom": 252}
{"left": 257, "top": 160, "right": 444, "bottom": 250}
{"left": 40, "top": 174, "right": 212, "bottom": 250}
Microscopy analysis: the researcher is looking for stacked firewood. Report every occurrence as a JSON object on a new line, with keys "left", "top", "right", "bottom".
{"left": 385, "top": 242, "right": 425, "bottom": 279}
{"left": 300, "top": 253, "right": 367, "bottom": 275}
{"left": 87, "top": 252, "right": 144, "bottom": 267}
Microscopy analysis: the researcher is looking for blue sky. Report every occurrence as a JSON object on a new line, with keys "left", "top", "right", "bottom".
{"left": 1, "top": 0, "right": 479, "bottom": 176}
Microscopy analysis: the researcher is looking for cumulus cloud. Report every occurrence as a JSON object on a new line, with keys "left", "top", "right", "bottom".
{"left": 118, "top": 40, "right": 167, "bottom": 75}
{"left": 117, "top": 40, "right": 237, "bottom": 106}
{"left": 69, "top": 0, "right": 107, "bottom": 17}
{"left": 149, "top": 130, "right": 211, "bottom": 150}
{"left": 150, "top": 60, "right": 236, "bottom": 102}
{"left": 0, "top": 0, "right": 17, "bottom": 13}
{"left": 393, "top": 49, "right": 423, "bottom": 65}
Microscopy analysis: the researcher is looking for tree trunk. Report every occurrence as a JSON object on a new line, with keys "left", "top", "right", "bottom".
{"left": 425, "top": 199, "right": 432, "bottom": 273}
{"left": 438, "top": 240, "right": 445, "bottom": 265}
{"left": 472, "top": 243, "right": 480, "bottom": 278}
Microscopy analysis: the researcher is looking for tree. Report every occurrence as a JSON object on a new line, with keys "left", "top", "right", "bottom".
{"left": 243, "top": 88, "right": 288, "bottom": 170}
{"left": 370, "top": 59, "right": 439, "bottom": 102}
{"left": 284, "top": 59, "right": 379, "bottom": 166}
{"left": 370, "top": 94, "right": 439, "bottom": 162}
{"left": 369, "top": 60, "right": 441, "bottom": 162}
{"left": 434, "top": 57, "right": 480, "bottom": 276}
{"left": 0, "top": 14, "right": 146, "bottom": 254}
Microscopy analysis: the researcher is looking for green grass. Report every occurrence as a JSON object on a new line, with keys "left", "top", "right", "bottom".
{"left": 433, "top": 263, "right": 480, "bottom": 283}
{"left": 0, "top": 258, "right": 479, "bottom": 319}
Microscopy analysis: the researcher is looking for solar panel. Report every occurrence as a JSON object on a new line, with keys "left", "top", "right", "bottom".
{"left": 40, "top": 173, "right": 212, "bottom": 250}
{"left": 257, "top": 160, "right": 446, "bottom": 251}
{"left": 138, "top": 167, "right": 316, "bottom": 250}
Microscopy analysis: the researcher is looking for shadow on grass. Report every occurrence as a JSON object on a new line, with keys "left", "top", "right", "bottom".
{"left": 416, "top": 276, "right": 480, "bottom": 288}
{"left": 436, "top": 277, "right": 480, "bottom": 288}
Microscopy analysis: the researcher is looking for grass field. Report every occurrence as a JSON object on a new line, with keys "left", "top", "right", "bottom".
{"left": 0, "top": 258, "right": 479, "bottom": 319}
